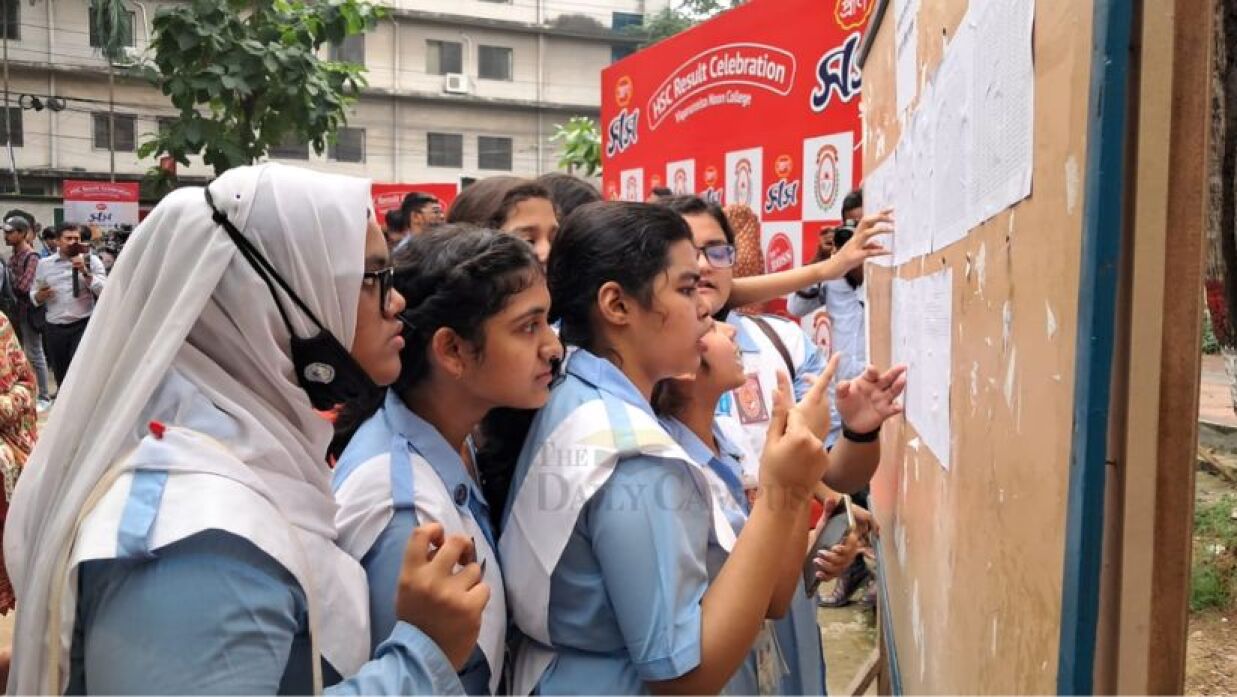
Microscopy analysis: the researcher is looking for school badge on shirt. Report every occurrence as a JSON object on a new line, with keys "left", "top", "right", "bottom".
{"left": 734, "top": 372, "right": 769, "bottom": 424}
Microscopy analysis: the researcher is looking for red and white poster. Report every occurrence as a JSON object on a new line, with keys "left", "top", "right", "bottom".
{"left": 370, "top": 183, "right": 459, "bottom": 221}
{"left": 63, "top": 180, "right": 139, "bottom": 229}
{"left": 601, "top": 0, "right": 871, "bottom": 275}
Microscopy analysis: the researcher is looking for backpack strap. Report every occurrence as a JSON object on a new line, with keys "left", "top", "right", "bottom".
{"left": 748, "top": 315, "right": 797, "bottom": 378}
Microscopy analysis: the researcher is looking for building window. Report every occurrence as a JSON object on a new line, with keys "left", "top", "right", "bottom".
{"left": 156, "top": 116, "right": 177, "bottom": 135}
{"left": 427, "top": 40, "right": 463, "bottom": 75}
{"left": 611, "top": 12, "right": 643, "bottom": 31}
{"left": 329, "top": 128, "right": 365, "bottom": 163}
{"left": 330, "top": 33, "right": 365, "bottom": 66}
{"left": 269, "top": 132, "right": 309, "bottom": 160}
{"left": 92, "top": 113, "right": 136, "bottom": 152}
{"left": 1, "top": 0, "right": 19, "bottom": 41}
{"left": 88, "top": 2, "right": 135, "bottom": 48}
{"left": 477, "top": 136, "right": 512, "bottom": 171}
{"left": 427, "top": 133, "right": 463, "bottom": 168}
{"left": 0, "top": 107, "right": 21, "bottom": 147}
{"left": 478, "top": 45, "right": 513, "bottom": 81}
{"left": 612, "top": 45, "right": 636, "bottom": 63}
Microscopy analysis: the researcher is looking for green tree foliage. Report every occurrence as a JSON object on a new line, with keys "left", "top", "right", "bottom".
{"left": 136, "top": 0, "right": 384, "bottom": 178}
{"left": 550, "top": 116, "right": 602, "bottom": 176}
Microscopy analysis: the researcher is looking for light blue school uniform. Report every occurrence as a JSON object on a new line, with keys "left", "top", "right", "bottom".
{"left": 65, "top": 484, "right": 463, "bottom": 695}
{"left": 662, "top": 416, "right": 828, "bottom": 695}
{"left": 500, "top": 349, "right": 733, "bottom": 695}
{"left": 333, "top": 390, "right": 501, "bottom": 695}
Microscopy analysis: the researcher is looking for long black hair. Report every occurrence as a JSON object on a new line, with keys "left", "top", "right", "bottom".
{"left": 548, "top": 201, "right": 694, "bottom": 351}
{"left": 330, "top": 225, "right": 543, "bottom": 482}
{"left": 476, "top": 203, "right": 694, "bottom": 525}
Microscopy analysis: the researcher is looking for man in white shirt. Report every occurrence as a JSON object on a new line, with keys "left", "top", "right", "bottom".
{"left": 31, "top": 223, "right": 106, "bottom": 388}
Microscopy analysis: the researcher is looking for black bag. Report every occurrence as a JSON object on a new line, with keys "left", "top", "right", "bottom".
{"left": 27, "top": 303, "right": 46, "bottom": 334}
{"left": 0, "top": 266, "right": 18, "bottom": 322}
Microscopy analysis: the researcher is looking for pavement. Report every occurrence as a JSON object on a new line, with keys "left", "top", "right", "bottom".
{"left": 1200, "top": 354, "right": 1237, "bottom": 428}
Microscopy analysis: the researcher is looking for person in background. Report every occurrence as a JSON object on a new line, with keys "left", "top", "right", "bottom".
{"left": 788, "top": 198, "right": 875, "bottom": 609}
{"left": 31, "top": 223, "right": 106, "bottom": 389}
{"left": 38, "top": 227, "right": 56, "bottom": 258}
{"left": 402, "top": 192, "right": 445, "bottom": 237}
{"left": 385, "top": 209, "right": 411, "bottom": 251}
{"left": 3, "top": 217, "right": 51, "bottom": 410}
{"left": 536, "top": 172, "right": 601, "bottom": 220}
{"left": 646, "top": 186, "right": 673, "bottom": 202}
{"left": 841, "top": 188, "right": 863, "bottom": 225}
{"left": 99, "top": 247, "right": 119, "bottom": 275}
{"left": 447, "top": 177, "right": 557, "bottom": 268}
{"left": 0, "top": 310, "right": 37, "bottom": 615}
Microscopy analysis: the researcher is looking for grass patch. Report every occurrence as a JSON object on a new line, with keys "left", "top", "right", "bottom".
{"left": 1191, "top": 495, "right": 1237, "bottom": 612}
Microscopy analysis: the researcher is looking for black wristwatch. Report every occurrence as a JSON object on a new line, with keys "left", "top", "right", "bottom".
{"left": 842, "top": 423, "right": 881, "bottom": 443}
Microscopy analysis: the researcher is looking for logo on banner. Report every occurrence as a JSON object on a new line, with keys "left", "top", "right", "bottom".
{"left": 672, "top": 168, "right": 689, "bottom": 194}
{"left": 810, "top": 32, "right": 862, "bottom": 113}
{"left": 763, "top": 154, "right": 800, "bottom": 214}
{"left": 732, "top": 158, "right": 755, "bottom": 207}
{"left": 766, "top": 232, "right": 794, "bottom": 273}
{"left": 615, "top": 75, "right": 634, "bottom": 107}
{"left": 834, "top": 0, "right": 876, "bottom": 30}
{"left": 647, "top": 43, "right": 797, "bottom": 130}
{"left": 702, "top": 165, "right": 723, "bottom": 204}
{"left": 814, "top": 145, "right": 841, "bottom": 212}
{"left": 606, "top": 108, "right": 640, "bottom": 157}
{"left": 625, "top": 175, "right": 639, "bottom": 201}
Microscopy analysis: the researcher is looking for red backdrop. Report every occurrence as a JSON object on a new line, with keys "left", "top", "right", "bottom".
{"left": 601, "top": 0, "right": 871, "bottom": 273}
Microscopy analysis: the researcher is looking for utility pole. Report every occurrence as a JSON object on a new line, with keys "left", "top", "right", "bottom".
{"left": 3, "top": 0, "right": 20, "bottom": 193}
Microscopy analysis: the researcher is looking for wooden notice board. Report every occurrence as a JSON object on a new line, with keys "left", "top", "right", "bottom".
{"left": 857, "top": 0, "right": 1210, "bottom": 693}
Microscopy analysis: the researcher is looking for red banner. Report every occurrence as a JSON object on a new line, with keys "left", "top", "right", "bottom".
{"left": 371, "top": 183, "right": 459, "bottom": 221}
{"left": 602, "top": 0, "right": 871, "bottom": 268}
{"left": 63, "top": 180, "right": 139, "bottom": 202}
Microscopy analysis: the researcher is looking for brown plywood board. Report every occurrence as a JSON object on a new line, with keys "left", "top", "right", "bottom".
{"left": 862, "top": 0, "right": 1094, "bottom": 692}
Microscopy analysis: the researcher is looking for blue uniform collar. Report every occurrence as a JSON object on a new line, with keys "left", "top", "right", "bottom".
{"left": 383, "top": 390, "right": 489, "bottom": 509}
{"left": 565, "top": 348, "right": 657, "bottom": 419}
{"left": 723, "top": 310, "right": 761, "bottom": 353}
{"left": 659, "top": 415, "right": 746, "bottom": 467}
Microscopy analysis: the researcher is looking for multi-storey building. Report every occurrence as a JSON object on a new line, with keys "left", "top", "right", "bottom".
{"left": 0, "top": 0, "right": 657, "bottom": 223}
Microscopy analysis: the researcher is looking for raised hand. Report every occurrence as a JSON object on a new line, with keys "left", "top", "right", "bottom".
{"left": 836, "top": 363, "right": 908, "bottom": 434}
{"left": 832, "top": 208, "right": 894, "bottom": 272}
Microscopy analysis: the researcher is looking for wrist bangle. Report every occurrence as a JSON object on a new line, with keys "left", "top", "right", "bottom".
{"left": 842, "top": 424, "right": 881, "bottom": 443}
{"left": 796, "top": 287, "right": 820, "bottom": 299}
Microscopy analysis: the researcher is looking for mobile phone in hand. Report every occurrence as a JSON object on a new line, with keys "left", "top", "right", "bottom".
{"left": 802, "top": 494, "right": 856, "bottom": 596}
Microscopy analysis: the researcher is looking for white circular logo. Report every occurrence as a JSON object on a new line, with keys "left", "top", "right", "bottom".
{"left": 303, "top": 362, "right": 336, "bottom": 384}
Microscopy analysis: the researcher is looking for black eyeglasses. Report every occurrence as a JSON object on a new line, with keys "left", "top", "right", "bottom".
{"left": 697, "top": 243, "right": 737, "bottom": 269}
{"left": 363, "top": 266, "right": 396, "bottom": 318}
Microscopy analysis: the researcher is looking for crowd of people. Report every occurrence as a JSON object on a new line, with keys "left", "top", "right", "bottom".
{"left": 0, "top": 162, "right": 901, "bottom": 695}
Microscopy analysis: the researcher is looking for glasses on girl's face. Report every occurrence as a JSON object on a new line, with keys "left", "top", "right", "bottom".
{"left": 697, "top": 242, "right": 736, "bottom": 269}
{"left": 363, "top": 266, "right": 396, "bottom": 318}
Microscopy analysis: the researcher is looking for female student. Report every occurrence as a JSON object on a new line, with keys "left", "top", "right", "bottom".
{"left": 447, "top": 177, "right": 560, "bottom": 267}
{"left": 334, "top": 227, "right": 562, "bottom": 695}
{"left": 3, "top": 163, "right": 487, "bottom": 695}
{"left": 499, "top": 202, "right": 863, "bottom": 695}
{"left": 654, "top": 321, "right": 901, "bottom": 695}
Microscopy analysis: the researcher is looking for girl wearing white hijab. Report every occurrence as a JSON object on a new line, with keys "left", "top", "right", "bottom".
{"left": 2, "top": 163, "right": 488, "bottom": 695}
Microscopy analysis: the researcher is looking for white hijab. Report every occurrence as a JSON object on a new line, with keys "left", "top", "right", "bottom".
{"left": 3, "top": 163, "right": 372, "bottom": 694}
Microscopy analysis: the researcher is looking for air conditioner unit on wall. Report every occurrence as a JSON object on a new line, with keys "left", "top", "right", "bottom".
{"left": 444, "top": 73, "right": 471, "bottom": 95}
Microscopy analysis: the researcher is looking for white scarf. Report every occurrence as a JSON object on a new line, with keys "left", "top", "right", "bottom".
{"left": 3, "top": 162, "right": 372, "bottom": 694}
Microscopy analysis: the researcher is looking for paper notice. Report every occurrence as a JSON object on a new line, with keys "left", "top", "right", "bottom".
{"left": 892, "top": 268, "right": 953, "bottom": 469}
{"left": 929, "top": 24, "right": 975, "bottom": 253}
{"left": 895, "top": 0, "right": 920, "bottom": 115}
{"left": 969, "top": 0, "right": 1034, "bottom": 224}
{"left": 861, "top": 155, "right": 895, "bottom": 267}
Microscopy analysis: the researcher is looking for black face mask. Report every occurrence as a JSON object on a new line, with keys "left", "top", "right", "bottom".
{"left": 205, "top": 188, "right": 378, "bottom": 411}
